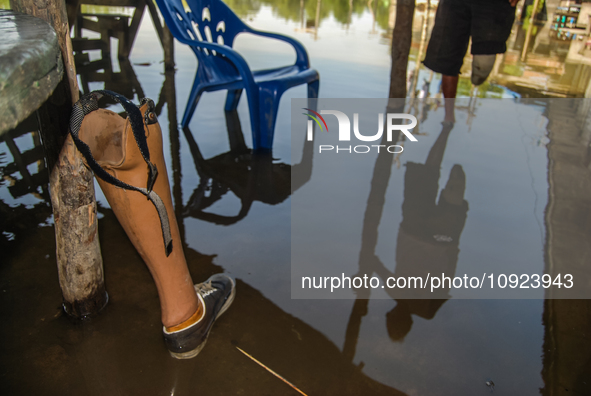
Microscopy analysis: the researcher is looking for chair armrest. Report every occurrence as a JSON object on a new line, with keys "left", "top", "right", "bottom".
{"left": 174, "top": 36, "right": 258, "bottom": 91}
{"left": 247, "top": 29, "right": 310, "bottom": 68}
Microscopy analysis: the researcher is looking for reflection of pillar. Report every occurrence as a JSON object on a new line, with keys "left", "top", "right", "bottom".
{"left": 163, "top": 25, "right": 175, "bottom": 71}
{"left": 347, "top": 0, "right": 353, "bottom": 31}
{"left": 314, "top": 0, "right": 321, "bottom": 40}
{"left": 300, "top": 0, "right": 305, "bottom": 30}
{"left": 388, "top": 0, "right": 397, "bottom": 29}
{"left": 542, "top": 99, "right": 591, "bottom": 396}
{"left": 343, "top": 117, "right": 402, "bottom": 362}
{"left": 578, "top": 13, "right": 591, "bottom": 55}
{"left": 162, "top": 69, "right": 184, "bottom": 244}
{"left": 489, "top": 52, "right": 503, "bottom": 81}
{"left": 368, "top": 0, "right": 377, "bottom": 35}
{"left": 409, "top": 1, "right": 430, "bottom": 100}
{"left": 343, "top": 298, "right": 369, "bottom": 362}
{"left": 521, "top": 0, "right": 541, "bottom": 61}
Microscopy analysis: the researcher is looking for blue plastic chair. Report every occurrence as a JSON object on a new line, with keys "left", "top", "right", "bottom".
{"left": 154, "top": 0, "right": 320, "bottom": 150}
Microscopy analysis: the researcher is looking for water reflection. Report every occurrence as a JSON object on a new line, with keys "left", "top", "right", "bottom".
{"left": 344, "top": 100, "right": 467, "bottom": 357}
{"left": 78, "top": 57, "right": 145, "bottom": 100}
{"left": 181, "top": 100, "right": 315, "bottom": 224}
{"left": 62, "top": 0, "right": 591, "bottom": 98}
{"left": 0, "top": 115, "right": 52, "bottom": 251}
{"left": 491, "top": 1, "right": 591, "bottom": 97}
{"left": 541, "top": 98, "right": 591, "bottom": 395}
{"left": 226, "top": 0, "right": 392, "bottom": 31}
{"left": 182, "top": 112, "right": 291, "bottom": 225}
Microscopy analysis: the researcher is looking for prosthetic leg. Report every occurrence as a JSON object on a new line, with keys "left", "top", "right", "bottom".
{"left": 70, "top": 91, "right": 234, "bottom": 358}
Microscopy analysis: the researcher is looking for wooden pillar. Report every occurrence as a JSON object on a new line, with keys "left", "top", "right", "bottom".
{"left": 388, "top": 0, "right": 416, "bottom": 100}
{"left": 10, "top": 0, "right": 108, "bottom": 318}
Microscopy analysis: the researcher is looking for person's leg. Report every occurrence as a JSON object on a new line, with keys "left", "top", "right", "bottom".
{"left": 441, "top": 75, "right": 458, "bottom": 99}
{"left": 423, "top": 0, "right": 471, "bottom": 78}
{"left": 423, "top": 0, "right": 470, "bottom": 121}
{"left": 470, "top": 0, "right": 516, "bottom": 85}
{"left": 76, "top": 95, "right": 235, "bottom": 359}
{"left": 78, "top": 106, "right": 199, "bottom": 328}
{"left": 441, "top": 75, "right": 458, "bottom": 123}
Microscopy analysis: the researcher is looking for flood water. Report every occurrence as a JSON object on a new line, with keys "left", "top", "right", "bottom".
{"left": 2, "top": 0, "right": 591, "bottom": 395}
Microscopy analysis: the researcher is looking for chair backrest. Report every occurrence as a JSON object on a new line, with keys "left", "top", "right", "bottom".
{"left": 156, "top": 0, "right": 250, "bottom": 80}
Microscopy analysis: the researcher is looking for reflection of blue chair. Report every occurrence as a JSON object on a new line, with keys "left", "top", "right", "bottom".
{"left": 155, "top": 0, "right": 320, "bottom": 150}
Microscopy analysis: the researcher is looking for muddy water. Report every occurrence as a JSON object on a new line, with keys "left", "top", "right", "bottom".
{"left": 2, "top": 1, "right": 591, "bottom": 395}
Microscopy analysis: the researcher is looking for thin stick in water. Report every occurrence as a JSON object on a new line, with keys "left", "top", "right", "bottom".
{"left": 235, "top": 346, "right": 309, "bottom": 396}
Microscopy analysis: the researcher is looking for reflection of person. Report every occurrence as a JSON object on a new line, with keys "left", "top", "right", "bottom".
{"left": 386, "top": 123, "right": 468, "bottom": 341}
{"left": 423, "top": 0, "right": 517, "bottom": 122}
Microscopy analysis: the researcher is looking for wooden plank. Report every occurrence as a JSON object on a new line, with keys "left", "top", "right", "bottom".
{"left": 0, "top": 10, "right": 63, "bottom": 135}
{"left": 75, "top": 58, "right": 111, "bottom": 73}
{"left": 80, "top": 0, "right": 141, "bottom": 7}
{"left": 72, "top": 37, "right": 109, "bottom": 51}
{"left": 78, "top": 14, "right": 127, "bottom": 34}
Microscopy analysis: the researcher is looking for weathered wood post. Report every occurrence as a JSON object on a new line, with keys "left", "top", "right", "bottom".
{"left": 388, "top": 0, "right": 415, "bottom": 99}
{"left": 10, "top": 0, "right": 108, "bottom": 317}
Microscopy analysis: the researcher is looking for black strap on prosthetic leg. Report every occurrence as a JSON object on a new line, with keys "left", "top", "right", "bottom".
{"left": 69, "top": 90, "right": 173, "bottom": 256}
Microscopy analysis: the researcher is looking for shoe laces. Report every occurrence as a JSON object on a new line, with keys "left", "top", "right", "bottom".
{"left": 196, "top": 280, "right": 217, "bottom": 298}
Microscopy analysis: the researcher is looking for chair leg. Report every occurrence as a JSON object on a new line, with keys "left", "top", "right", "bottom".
{"left": 255, "top": 86, "right": 282, "bottom": 151}
{"left": 224, "top": 89, "right": 243, "bottom": 112}
{"left": 308, "top": 78, "right": 320, "bottom": 99}
{"left": 182, "top": 77, "right": 204, "bottom": 127}
{"left": 307, "top": 79, "right": 320, "bottom": 114}
{"left": 243, "top": 88, "right": 260, "bottom": 149}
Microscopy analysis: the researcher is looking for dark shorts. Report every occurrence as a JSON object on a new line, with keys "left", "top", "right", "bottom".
{"left": 423, "top": 0, "right": 516, "bottom": 76}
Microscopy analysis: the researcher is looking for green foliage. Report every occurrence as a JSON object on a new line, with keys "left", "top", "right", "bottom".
{"left": 80, "top": 5, "right": 134, "bottom": 16}
{"left": 224, "top": 0, "right": 262, "bottom": 18}
{"left": 502, "top": 64, "right": 523, "bottom": 77}
{"left": 225, "top": 0, "right": 386, "bottom": 27}
{"left": 457, "top": 77, "right": 505, "bottom": 98}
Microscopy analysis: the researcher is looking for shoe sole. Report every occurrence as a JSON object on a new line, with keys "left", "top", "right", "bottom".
{"left": 169, "top": 276, "right": 236, "bottom": 360}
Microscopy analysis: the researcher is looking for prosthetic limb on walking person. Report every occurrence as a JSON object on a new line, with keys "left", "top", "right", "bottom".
{"left": 423, "top": 0, "right": 517, "bottom": 111}
{"left": 70, "top": 91, "right": 235, "bottom": 359}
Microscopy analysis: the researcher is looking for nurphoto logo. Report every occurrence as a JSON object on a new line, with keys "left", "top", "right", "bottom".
{"left": 303, "top": 108, "right": 418, "bottom": 154}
